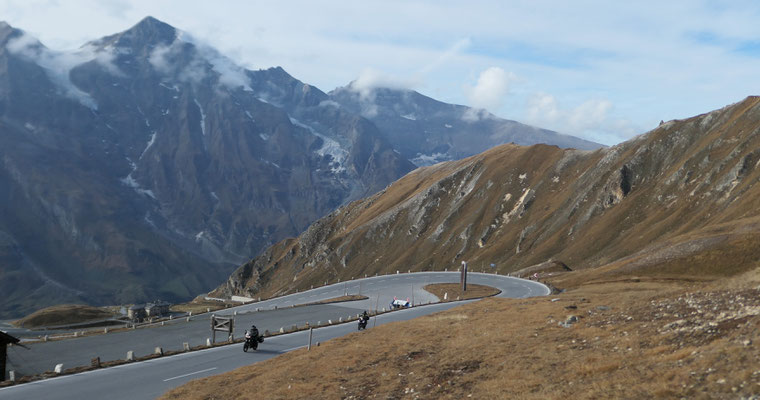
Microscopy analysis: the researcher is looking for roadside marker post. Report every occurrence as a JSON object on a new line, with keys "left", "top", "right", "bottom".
{"left": 461, "top": 261, "right": 468, "bottom": 291}
{"left": 307, "top": 328, "right": 313, "bottom": 351}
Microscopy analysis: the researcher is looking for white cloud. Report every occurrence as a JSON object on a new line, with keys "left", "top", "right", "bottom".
{"left": 525, "top": 93, "right": 637, "bottom": 144}
{"left": 187, "top": 36, "right": 252, "bottom": 91}
{"left": 465, "top": 67, "right": 515, "bottom": 112}
{"left": 419, "top": 37, "right": 471, "bottom": 75}
{"left": 148, "top": 33, "right": 251, "bottom": 90}
{"left": 148, "top": 44, "right": 174, "bottom": 73}
{"left": 461, "top": 108, "right": 492, "bottom": 122}
{"left": 3, "top": 1, "right": 760, "bottom": 145}
{"left": 349, "top": 68, "right": 417, "bottom": 99}
{"left": 347, "top": 37, "right": 471, "bottom": 104}
{"left": 6, "top": 31, "right": 124, "bottom": 109}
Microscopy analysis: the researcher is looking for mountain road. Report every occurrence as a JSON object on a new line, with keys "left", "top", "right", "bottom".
{"left": 1, "top": 272, "right": 549, "bottom": 399}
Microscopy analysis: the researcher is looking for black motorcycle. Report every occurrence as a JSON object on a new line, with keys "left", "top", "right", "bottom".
{"left": 243, "top": 330, "right": 264, "bottom": 352}
{"left": 358, "top": 316, "right": 369, "bottom": 330}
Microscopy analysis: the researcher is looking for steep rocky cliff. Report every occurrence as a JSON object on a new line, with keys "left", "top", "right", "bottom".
{"left": 0, "top": 17, "right": 413, "bottom": 317}
{"left": 215, "top": 96, "right": 760, "bottom": 299}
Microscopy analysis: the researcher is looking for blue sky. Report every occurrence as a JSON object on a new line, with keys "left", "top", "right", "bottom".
{"left": 2, "top": 0, "right": 760, "bottom": 145}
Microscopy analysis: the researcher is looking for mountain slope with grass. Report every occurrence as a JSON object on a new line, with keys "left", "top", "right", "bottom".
{"left": 171, "top": 96, "right": 760, "bottom": 400}
{"left": 214, "top": 96, "right": 760, "bottom": 300}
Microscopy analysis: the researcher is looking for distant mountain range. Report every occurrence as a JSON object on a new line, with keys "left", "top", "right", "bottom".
{"left": 213, "top": 97, "right": 760, "bottom": 300}
{"left": 329, "top": 85, "right": 601, "bottom": 165}
{"left": 0, "top": 17, "right": 601, "bottom": 318}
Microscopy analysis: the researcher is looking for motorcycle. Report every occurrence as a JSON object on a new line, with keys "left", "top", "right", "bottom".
{"left": 357, "top": 316, "right": 369, "bottom": 330}
{"left": 243, "top": 330, "right": 264, "bottom": 352}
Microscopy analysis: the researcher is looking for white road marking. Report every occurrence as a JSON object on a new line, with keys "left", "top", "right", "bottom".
{"left": 163, "top": 367, "right": 218, "bottom": 382}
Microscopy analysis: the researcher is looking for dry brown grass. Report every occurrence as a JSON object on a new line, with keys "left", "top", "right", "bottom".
{"left": 12, "top": 304, "right": 117, "bottom": 328}
{"left": 161, "top": 273, "right": 760, "bottom": 400}
{"left": 422, "top": 283, "right": 500, "bottom": 301}
{"left": 298, "top": 294, "right": 369, "bottom": 306}
{"left": 170, "top": 299, "right": 235, "bottom": 314}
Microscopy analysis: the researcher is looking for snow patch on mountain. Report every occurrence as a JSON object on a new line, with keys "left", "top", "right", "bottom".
{"left": 194, "top": 98, "right": 207, "bottom": 135}
{"left": 120, "top": 131, "right": 159, "bottom": 199}
{"left": 158, "top": 82, "right": 179, "bottom": 92}
{"left": 289, "top": 117, "right": 348, "bottom": 173}
{"left": 140, "top": 131, "right": 157, "bottom": 158}
{"left": 121, "top": 174, "right": 156, "bottom": 199}
{"left": 411, "top": 152, "right": 452, "bottom": 167}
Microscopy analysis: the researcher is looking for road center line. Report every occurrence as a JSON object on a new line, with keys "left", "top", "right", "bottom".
{"left": 163, "top": 367, "right": 218, "bottom": 382}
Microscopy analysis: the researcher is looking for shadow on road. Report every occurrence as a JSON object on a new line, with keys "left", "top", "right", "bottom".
{"left": 241, "top": 349, "right": 286, "bottom": 355}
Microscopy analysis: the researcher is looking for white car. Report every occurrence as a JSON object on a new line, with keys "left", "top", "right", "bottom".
{"left": 390, "top": 297, "right": 411, "bottom": 309}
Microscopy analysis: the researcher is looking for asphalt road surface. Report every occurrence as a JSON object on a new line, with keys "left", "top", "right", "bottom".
{"left": 1, "top": 272, "right": 549, "bottom": 399}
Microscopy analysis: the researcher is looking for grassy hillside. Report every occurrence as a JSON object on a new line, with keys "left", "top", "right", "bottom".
{"left": 212, "top": 96, "right": 760, "bottom": 302}
{"left": 162, "top": 267, "right": 760, "bottom": 399}
{"left": 13, "top": 304, "right": 117, "bottom": 328}
{"left": 161, "top": 97, "right": 760, "bottom": 399}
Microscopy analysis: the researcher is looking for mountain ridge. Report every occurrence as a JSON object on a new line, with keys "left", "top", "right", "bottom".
{"left": 329, "top": 85, "right": 603, "bottom": 166}
{"left": 213, "top": 96, "right": 760, "bottom": 300}
{"left": 0, "top": 17, "right": 609, "bottom": 317}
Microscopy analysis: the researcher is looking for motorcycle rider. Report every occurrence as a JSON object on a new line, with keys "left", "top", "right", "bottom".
{"left": 246, "top": 324, "right": 259, "bottom": 341}
{"left": 243, "top": 323, "right": 262, "bottom": 352}
{"left": 245, "top": 325, "right": 259, "bottom": 338}
{"left": 358, "top": 310, "right": 370, "bottom": 330}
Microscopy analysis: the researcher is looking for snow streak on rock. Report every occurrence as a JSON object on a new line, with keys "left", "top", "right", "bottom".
{"left": 194, "top": 98, "right": 207, "bottom": 136}
{"left": 289, "top": 117, "right": 347, "bottom": 173}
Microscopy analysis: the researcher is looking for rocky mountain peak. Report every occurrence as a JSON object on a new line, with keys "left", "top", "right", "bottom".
{"left": 124, "top": 16, "right": 177, "bottom": 45}
{"left": 94, "top": 16, "right": 178, "bottom": 51}
{"left": 0, "top": 21, "right": 25, "bottom": 47}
